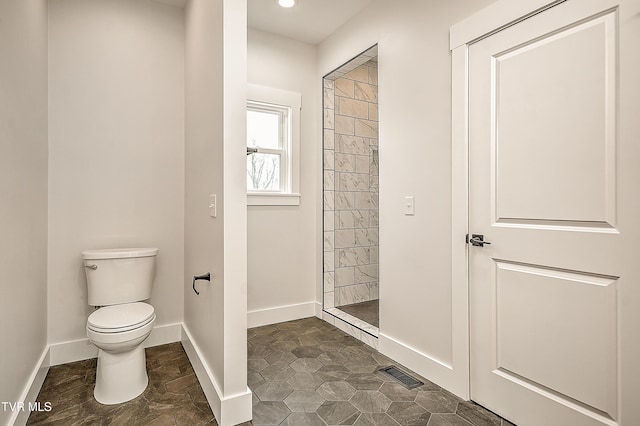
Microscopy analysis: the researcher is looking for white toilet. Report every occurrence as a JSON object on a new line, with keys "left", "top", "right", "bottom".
{"left": 82, "top": 248, "right": 158, "bottom": 405}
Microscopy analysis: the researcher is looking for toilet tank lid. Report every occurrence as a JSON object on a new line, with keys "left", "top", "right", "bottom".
{"left": 82, "top": 248, "right": 158, "bottom": 260}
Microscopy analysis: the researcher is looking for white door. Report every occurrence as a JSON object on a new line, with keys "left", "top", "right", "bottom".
{"left": 468, "top": 1, "right": 640, "bottom": 425}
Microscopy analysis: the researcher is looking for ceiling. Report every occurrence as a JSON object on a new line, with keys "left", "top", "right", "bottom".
{"left": 248, "top": 0, "right": 374, "bottom": 45}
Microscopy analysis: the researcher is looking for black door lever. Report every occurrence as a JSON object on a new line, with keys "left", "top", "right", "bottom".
{"left": 467, "top": 234, "right": 492, "bottom": 247}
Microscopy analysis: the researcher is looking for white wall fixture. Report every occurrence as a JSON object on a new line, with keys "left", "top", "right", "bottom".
{"left": 403, "top": 197, "right": 414, "bottom": 216}
{"left": 83, "top": 248, "right": 158, "bottom": 405}
{"left": 278, "top": 0, "right": 295, "bottom": 8}
{"left": 209, "top": 194, "right": 217, "bottom": 218}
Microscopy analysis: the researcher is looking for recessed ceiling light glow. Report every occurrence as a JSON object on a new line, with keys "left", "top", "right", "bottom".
{"left": 278, "top": 0, "right": 296, "bottom": 8}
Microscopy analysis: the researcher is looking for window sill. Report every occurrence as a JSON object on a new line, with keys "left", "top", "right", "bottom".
{"left": 247, "top": 193, "right": 301, "bottom": 206}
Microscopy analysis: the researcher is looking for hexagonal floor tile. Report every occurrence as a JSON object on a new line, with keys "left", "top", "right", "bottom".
{"left": 248, "top": 345, "right": 274, "bottom": 360}
{"left": 287, "top": 372, "right": 326, "bottom": 391}
{"left": 350, "top": 390, "right": 392, "bottom": 413}
{"left": 346, "top": 373, "right": 384, "bottom": 391}
{"left": 427, "top": 413, "right": 476, "bottom": 426}
{"left": 248, "top": 358, "right": 269, "bottom": 372}
{"left": 317, "top": 350, "right": 349, "bottom": 366}
{"left": 248, "top": 371, "right": 266, "bottom": 389}
{"left": 292, "top": 346, "right": 323, "bottom": 358}
{"left": 386, "top": 401, "right": 431, "bottom": 426}
{"left": 252, "top": 401, "right": 291, "bottom": 425}
{"left": 265, "top": 351, "right": 297, "bottom": 365}
{"left": 316, "top": 401, "right": 361, "bottom": 425}
{"left": 284, "top": 390, "right": 325, "bottom": 412}
{"left": 319, "top": 341, "right": 345, "bottom": 352}
{"left": 414, "top": 391, "right": 459, "bottom": 413}
{"left": 317, "top": 365, "right": 352, "bottom": 382}
{"left": 316, "top": 381, "right": 356, "bottom": 401}
{"left": 378, "top": 382, "right": 419, "bottom": 402}
{"left": 290, "top": 358, "right": 323, "bottom": 373}
{"left": 343, "top": 356, "right": 378, "bottom": 374}
{"left": 250, "top": 335, "right": 278, "bottom": 347}
{"left": 280, "top": 412, "right": 326, "bottom": 426}
{"left": 354, "top": 413, "right": 402, "bottom": 426}
{"left": 275, "top": 330, "right": 302, "bottom": 341}
{"left": 341, "top": 345, "right": 374, "bottom": 358}
{"left": 254, "top": 381, "right": 294, "bottom": 402}
{"left": 252, "top": 325, "right": 278, "bottom": 337}
{"left": 269, "top": 341, "right": 299, "bottom": 352}
{"left": 456, "top": 401, "right": 503, "bottom": 426}
{"left": 297, "top": 333, "right": 323, "bottom": 346}
{"left": 260, "top": 362, "right": 296, "bottom": 382}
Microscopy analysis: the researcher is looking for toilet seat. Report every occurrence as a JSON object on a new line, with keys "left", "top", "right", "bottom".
{"left": 88, "top": 302, "right": 155, "bottom": 333}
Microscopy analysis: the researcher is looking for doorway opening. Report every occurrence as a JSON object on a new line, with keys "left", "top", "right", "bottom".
{"left": 322, "top": 45, "right": 379, "bottom": 335}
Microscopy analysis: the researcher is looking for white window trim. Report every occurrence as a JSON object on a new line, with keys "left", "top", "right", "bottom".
{"left": 247, "top": 84, "right": 301, "bottom": 206}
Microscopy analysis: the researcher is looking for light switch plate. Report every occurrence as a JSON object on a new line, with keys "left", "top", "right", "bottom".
{"left": 209, "top": 194, "right": 217, "bottom": 218}
{"left": 404, "top": 196, "right": 415, "bottom": 215}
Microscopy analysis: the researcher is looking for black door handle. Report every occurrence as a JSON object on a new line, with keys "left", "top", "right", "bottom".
{"left": 467, "top": 234, "right": 491, "bottom": 247}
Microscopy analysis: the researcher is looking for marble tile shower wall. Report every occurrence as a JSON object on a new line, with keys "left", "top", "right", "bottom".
{"left": 324, "top": 59, "right": 379, "bottom": 310}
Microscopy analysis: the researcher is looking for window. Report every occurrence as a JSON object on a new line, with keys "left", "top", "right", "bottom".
{"left": 247, "top": 84, "right": 301, "bottom": 206}
{"left": 247, "top": 102, "right": 287, "bottom": 192}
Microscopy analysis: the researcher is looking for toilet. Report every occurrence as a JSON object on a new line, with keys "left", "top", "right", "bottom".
{"left": 82, "top": 247, "right": 158, "bottom": 405}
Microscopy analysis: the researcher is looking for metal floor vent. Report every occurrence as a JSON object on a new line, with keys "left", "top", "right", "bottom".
{"left": 379, "top": 366, "right": 424, "bottom": 390}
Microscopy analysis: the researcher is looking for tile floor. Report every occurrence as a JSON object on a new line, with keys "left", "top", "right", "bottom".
{"left": 248, "top": 317, "right": 514, "bottom": 426}
{"left": 27, "top": 342, "right": 216, "bottom": 425}
{"left": 337, "top": 300, "right": 379, "bottom": 328}
{"left": 28, "top": 317, "right": 514, "bottom": 426}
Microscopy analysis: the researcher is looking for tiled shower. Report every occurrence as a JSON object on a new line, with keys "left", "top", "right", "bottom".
{"left": 323, "top": 46, "right": 379, "bottom": 329}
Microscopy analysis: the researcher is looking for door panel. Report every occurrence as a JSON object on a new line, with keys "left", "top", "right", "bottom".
{"left": 468, "top": 1, "right": 638, "bottom": 425}
{"left": 493, "top": 13, "right": 616, "bottom": 225}
{"left": 495, "top": 261, "right": 617, "bottom": 415}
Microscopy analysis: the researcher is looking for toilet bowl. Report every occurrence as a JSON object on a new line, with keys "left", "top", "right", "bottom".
{"left": 83, "top": 248, "right": 158, "bottom": 405}
{"left": 87, "top": 302, "right": 156, "bottom": 404}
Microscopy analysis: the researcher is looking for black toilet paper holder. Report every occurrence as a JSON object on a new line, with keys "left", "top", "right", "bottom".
{"left": 192, "top": 272, "right": 211, "bottom": 295}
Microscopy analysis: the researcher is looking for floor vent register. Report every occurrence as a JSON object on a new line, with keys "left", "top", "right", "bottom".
{"left": 379, "top": 366, "right": 424, "bottom": 390}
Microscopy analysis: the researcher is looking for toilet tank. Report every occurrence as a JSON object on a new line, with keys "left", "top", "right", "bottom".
{"left": 82, "top": 248, "right": 158, "bottom": 306}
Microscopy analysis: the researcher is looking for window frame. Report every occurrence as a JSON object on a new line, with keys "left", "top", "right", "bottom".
{"left": 247, "top": 84, "right": 301, "bottom": 206}
{"left": 246, "top": 102, "right": 288, "bottom": 193}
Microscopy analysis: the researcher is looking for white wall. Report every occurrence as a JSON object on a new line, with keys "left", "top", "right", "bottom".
{"left": 184, "top": 0, "right": 250, "bottom": 424}
{"left": 47, "top": 0, "right": 185, "bottom": 344}
{"left": 317, "top": 0, "right": 494, "bottom": 397}
{"left": 0, "top": 1, "right": 49, "bottom": 424}
{"left": 247, "top": 29, "right": 320, "bottom": 325}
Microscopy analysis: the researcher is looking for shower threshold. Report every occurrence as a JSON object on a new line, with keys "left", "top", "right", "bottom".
{"left": 338, "top": 300, "right": 379, "bottom": 328}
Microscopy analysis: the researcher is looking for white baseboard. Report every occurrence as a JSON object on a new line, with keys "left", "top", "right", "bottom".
{"left": 181, "top": 324, "right": 252, "bottom": 426}
{"left": 9, "top": 346, "right": 50, "bottom": 426}
{"left": 378, "top": 332, "right": 465, "bottom": 399}
{"left": 247, "top": 301, "right": 318, "bottom": 328}
{"left": 145, "top": 322, "right": 183, "bottom": 348}
{"left": 14, "top": 322, "right": 251, "bottom": 426}
{"left": 48, "top": 338, "right": 97, "bottom": 366}
{"left": 48, "top": 323, "right": 183, "bottom": 366}
{"left": 219, "top": 389, "right": 253, "bottom": 426}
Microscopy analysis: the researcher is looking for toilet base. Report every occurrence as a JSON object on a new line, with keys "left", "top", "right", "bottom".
{"left": 94, "top": 346, "right": 148, "bottom": 405}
